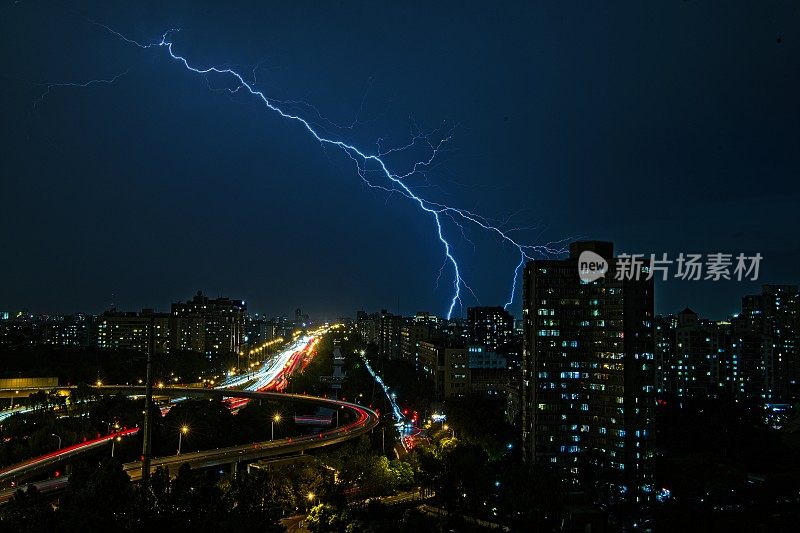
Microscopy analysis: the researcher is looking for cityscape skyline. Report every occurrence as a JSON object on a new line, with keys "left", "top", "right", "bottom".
{"left": 1, "top": 3, "right": 798, "bottom": 530}
{"left": 2, "top": 270, "right": 797, "bottom": 322}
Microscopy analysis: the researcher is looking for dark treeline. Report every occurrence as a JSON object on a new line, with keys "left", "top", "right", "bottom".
{"left": 654, "top": 395, "right": 800, "bottom": 530}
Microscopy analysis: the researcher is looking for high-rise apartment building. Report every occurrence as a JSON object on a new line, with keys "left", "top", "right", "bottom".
{"left": 522, "top": 241, "right": 655, "bottom": 503}
{"left": 171, "top": 291, "right": 246, "bottom": 358}
{"left": 673, "top": 309, "right": 730, "bottom": 398}
{"left": 731, "top": 285, "right": 799, "bottom": 402}
{"left": 95, "top": 309, "right": 171, "bottom": 355}
{"left": 356, "top": 309, "right": 404, "bottom": 360}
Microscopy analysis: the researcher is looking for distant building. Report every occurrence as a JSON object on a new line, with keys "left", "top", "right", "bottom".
{"left": 735, "top": 285, "right": 800, "bottom": 401}
{"left": 655, "top": 285, "right": 799, "bottom": 403}
{"left": 294, "top": 307, "right": 310, "bottom": 328}
{"left": 379, "top": 310, "right": 403, "bottom": 360}
{"left": 356, "top": 310, "right": 377, "bottom": 345}
{"left": 272, "top": 315, "right": 293, "bottom": 339}
{"left": 357, "top": 309, "right": 403, "bottom": 360}
{"left": 42, "top": 314, "right": 92, "bottom": 347}
{"left": 95, "top": 309, "right": 171, "bottom": 355}
{"left": 467, "top": 345, "right": 519, "bottom": 424}
{"left": 418, "top": 339, "right": 470, "bottom": 400}
{"left": 413, "top": 311, "right": 440, "bottom": 328}
{"left": 467, "top": 306, "right": 514, "bottom": 352}
{"left": 0, "top": 317, "right": 36, "bottom": 347}
{"left": 171, "top": 291, "right": 246, "bottom": 358}
{"left": 673, "top": 308, "right": 730, "bottom": 398}
{"left": 467, "top": 345, "right": 507, "bottom": 369}
{"left": 443, "top": 317, "right": 469, "bottom": 345}
{"left": 469, "top": 367, "right": 521, "bottom": 423}
{"left": 400, "top": 322, "right": 433, "bottom": 366}
{"left": 731, "top": 285, "right": 799, "bottom": 402}
{"left": 522, "top": 241, "right": 655, "bottom": 504}
{"left": 654, "top": 315, "right": 677, "bottom": 395}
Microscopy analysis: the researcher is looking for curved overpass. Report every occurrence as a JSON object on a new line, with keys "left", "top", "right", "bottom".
{"left": 0, "top": 386, "right": 379, "bottom": 490}
{"left": 0, "top": 428, "right": 139, "bottom": 487}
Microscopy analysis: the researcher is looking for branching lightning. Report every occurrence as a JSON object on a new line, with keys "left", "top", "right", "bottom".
{"left": 58, "top": 23, "right": 571, "bottom": 318}
{"left": 34, "top": 70, "right": 130, "bottom": 107}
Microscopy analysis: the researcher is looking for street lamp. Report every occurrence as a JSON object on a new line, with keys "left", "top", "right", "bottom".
{"left": 177, "top": 425, "right": 189, "bottom": 455}
{"left": 272, "top": 413, "right": 282, "bottom": 441}
{"left": 51, "top": 433, "right": 62, "bottom": 449}
{"left": 111, "top": 436, "right": 121, "bottom": 457}
{"left": 443, "top": 424, "right": 454, "bottom": 438}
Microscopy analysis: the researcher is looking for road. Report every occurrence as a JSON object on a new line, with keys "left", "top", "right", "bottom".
{"left": 112, "top": 387, "right": 379, "bottom": 480}
{"left": 221, "top": 334, "right": 319, "bottom": 411}
{"left": 0, "top": 405, "right": 36, "bottom": 423}
{"left": 218, "top": 334, "right": 317, "bottom": 392}
{"left": 0, "top": 428, "right": 139, "bottom": 488}
{"left": 0, "top": 333, "right": 318, "bottom": 478}
{"left": 0, "top": 387, "right": 378, "bottom": 491}
{"left": 0, "top": 332, "right": 375, "bottom": 496}
{"left": 0, "top": 475, "right": 71, "bottom": 504}
{"left": 281, "top": 515, "right": 310, "bottom": 532}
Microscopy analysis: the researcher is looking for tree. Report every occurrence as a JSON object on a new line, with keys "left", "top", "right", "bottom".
{"left": 219, "top": 473, "right": 283, "bottom": 531}
{"left": 0, "top": 485, "right": 55, "bottom": 533}
{"left": 388, "top": 459, "right": 415, "bottom": 490}
{"left": 58, "top": 458, "right": 135, "bottom": 530}
{"left": 307, "top": 503, "right": 349, "bottom": 533}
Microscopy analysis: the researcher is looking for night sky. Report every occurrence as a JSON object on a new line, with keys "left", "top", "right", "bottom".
{"left": 1, "top": 1, "right": 798, "bottom": 320}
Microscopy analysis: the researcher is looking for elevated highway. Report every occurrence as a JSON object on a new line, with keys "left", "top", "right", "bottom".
{"left": 0, "top": 386, "right": 378, "bottom": 494}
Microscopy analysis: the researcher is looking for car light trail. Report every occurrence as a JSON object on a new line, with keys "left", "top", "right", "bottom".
{"left": 0, "top": 427, "right": 139, "bottom": 484}
{"left": 361, "top": 355, "right": 404, "bottom": 422}
{"left": 0, "top": 388, "right": 377, "bottom": 489}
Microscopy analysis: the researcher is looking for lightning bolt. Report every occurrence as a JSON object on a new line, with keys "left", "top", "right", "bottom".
{"left": 60, "top": 24, "right": 571, "bottom": 318}
{"left": 34, "top": 70, "right": 131, "bottom": 108}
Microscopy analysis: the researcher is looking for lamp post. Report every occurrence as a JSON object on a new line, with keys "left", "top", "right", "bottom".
{"left": 111, "top": 435, "right": 121, "bottom": 457}
{"left": 177, "top": 425, "right": 189, "bottom": 455}
{"left": 51, "top": 433, "right": 62, "bottom": 449}
{"left": 272, "top": 413, "right": 282, "bottom": 441}
{"left": 306, "top": 491, "right": 316, "bottom": 510}
{"left": 443, "top": 424, "right": 454, "bottom": 438}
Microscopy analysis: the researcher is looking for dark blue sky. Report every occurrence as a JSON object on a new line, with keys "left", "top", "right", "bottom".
{"left": 1, "top": 1, "right": 798, "bottom": 320}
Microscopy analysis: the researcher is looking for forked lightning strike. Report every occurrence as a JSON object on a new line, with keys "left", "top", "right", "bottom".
{"left": 55, "top": 24, "right": 570, "bottom": 317}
